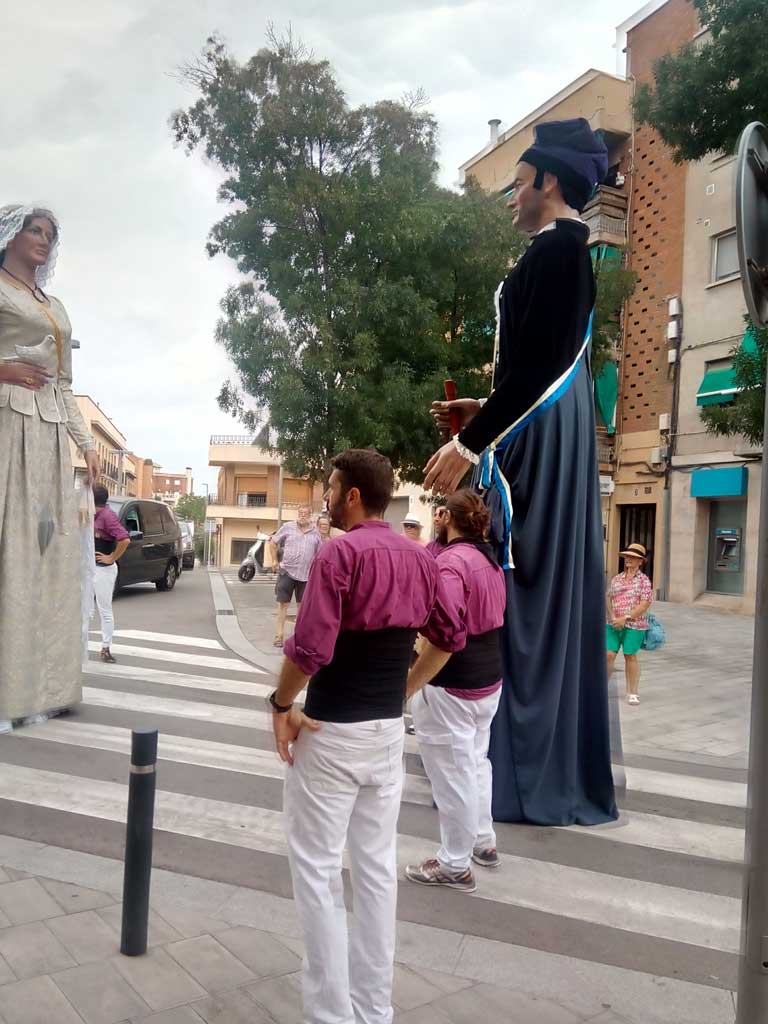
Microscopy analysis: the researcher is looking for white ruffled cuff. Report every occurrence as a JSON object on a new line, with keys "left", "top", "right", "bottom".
{"left": 453, "top": 435, "right": 480, "bottom": 465}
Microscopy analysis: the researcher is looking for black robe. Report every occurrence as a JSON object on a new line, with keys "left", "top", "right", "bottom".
{"left": 460, "top": 219, "right": 617, "bottom": 826}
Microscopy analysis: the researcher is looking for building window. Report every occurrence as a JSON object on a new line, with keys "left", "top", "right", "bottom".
{"left": 712, "top": 230, "right": 739, "bottom": 282}
{"left": 174, "top": 479, "right": 181, "bottom": 486}
{"left": 237, "top": 492, "right": 267, "bottom": 507}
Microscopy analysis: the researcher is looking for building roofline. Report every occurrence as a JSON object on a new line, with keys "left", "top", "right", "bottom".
{"left": 73, "top": 393, "right": 127, "bottom": 448}
{"left": 615, "top": 0, "right": 671, "bottom": 37}
{"left": 460, "top": 67, "right": 629, "bottom": 174}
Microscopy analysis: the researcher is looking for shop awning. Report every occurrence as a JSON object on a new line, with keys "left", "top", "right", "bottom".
{"left": 696, "top": 367, "right": 737, "bottom": 406}
{"left": 696, "top": 327, "right": 759, "bottom": 406}
{"left": 594, "top": 360, "right": 618, "bottom": 435}
{"left": 690, "top": 466, "right": 748, "bottom": 498}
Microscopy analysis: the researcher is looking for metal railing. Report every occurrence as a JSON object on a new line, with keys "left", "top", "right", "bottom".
{"left": 597, "top": 442, "right": 615, "bottom": 464}
{"left": 206, "top": 496, "right": 310, "bottom": 510}
{"left": 209, "top": 435, "right": 258, "bottom": 445}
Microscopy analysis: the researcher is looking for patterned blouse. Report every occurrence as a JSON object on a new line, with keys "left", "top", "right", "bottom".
{"left": 607, "top": 570, "right": 653, "bottom": 630}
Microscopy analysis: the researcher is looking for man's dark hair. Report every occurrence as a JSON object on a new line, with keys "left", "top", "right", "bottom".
{"left": 331, "top": 449, "right": 394, "bottom": 516}
{"left": 93, "top": 485, "right": 109, "bottom": 507}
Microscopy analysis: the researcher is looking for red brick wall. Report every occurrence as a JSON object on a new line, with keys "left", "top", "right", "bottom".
{"left": 621, "top": 0, "right": 700, "bottom": 433}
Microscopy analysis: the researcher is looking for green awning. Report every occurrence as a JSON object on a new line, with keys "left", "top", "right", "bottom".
{"left": 696, "top": 367, "right": 737, "bottom": 406}
{"left": 590, "top": 244, "right": 622, "bottom": 267}
{"left": 594, "top": 360, "right": 618, "bottom": 435}
{"left": 696, "top": 327, "right": 759, "bottom": 406}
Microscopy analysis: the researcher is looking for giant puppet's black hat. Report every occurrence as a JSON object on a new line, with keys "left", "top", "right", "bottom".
{"left": 520, "top": 118, "right": 608, "bottom": 212}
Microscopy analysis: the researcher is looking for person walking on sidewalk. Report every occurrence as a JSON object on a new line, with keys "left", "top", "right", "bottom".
{"left": 606, "top": 543, "right": 653, "bottom": 706}
{"left": 92, "top": 485, "right": 129, "bottom": 663}
{"left": 269, "top": 448, "right": 462, "bottom": 1024}
{"left": 269, "top": 505, "right": 321, "bottom": 648}
{"left": 405, "top": 489, "right": 506, "bottom": 893}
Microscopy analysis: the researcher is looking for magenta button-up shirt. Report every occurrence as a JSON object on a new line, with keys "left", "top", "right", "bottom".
{"left": 284, "top": 520, "right": 465, "bottom": 678}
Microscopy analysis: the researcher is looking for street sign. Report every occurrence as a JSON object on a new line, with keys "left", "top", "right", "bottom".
{"left": 736, "top": 121, "right": 768, "bottom": 326}
{"left": 204, "top": 520, "right": 216, "bottom": 534}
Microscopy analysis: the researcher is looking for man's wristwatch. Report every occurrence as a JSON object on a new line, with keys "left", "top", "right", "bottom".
{"left": 268, "top": 690, "right": 293, "bottom": 714}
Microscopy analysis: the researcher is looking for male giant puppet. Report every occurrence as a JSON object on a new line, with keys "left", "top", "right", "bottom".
{"left": 425, "top": 118, "right": 618, "bottom": 826}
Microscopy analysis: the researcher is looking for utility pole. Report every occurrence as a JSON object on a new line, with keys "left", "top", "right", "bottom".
{"left": 735, "top": 121, "right": 768, "bottom": 1022}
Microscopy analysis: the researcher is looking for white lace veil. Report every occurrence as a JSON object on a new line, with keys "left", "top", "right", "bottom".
{"left": 0, "top": 204, "right": 60, "bottom": 287}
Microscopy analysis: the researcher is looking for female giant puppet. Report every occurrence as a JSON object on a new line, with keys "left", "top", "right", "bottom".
{"left": 425, "top": 119, "right": 617, "bottom": 825}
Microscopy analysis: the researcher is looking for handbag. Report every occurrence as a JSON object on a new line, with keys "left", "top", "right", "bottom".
{"left": 642, "top": 612, "right": 666, "bottom": 651}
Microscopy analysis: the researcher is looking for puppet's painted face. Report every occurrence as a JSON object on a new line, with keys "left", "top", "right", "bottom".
{"left": 506, "top": 162, "right": 547, "bottom": 233}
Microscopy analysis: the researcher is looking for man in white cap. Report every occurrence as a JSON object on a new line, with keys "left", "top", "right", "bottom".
{"left": 401, "top": 512, "right": 424, "bottom": 545}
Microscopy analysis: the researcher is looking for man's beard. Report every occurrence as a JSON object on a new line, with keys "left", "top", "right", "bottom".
{"left": 328, "top": 496, "right": 346, "bottom": 531}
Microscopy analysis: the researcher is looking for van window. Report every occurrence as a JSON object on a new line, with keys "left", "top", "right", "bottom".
{"left": 141, "top": 504, "right": 164, "bottom": 535}
{"left": 160, "top": 507, "right": 176, "bottom": 533}
{"left": 124, "top": 506, "right": 141, "bottom": 534}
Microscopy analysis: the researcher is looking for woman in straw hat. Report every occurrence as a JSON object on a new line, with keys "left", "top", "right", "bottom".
{"left": 606, "top": 543, "right": 653, "bottom": 705}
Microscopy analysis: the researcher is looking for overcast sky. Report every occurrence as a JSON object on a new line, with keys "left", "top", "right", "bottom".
{"left": 2, "top": 0, "right": 645, "bottom": 490}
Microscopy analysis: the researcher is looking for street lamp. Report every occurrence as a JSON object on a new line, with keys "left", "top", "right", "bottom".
{"left": 201, "top": 483, "right": 210, "bottom": 569}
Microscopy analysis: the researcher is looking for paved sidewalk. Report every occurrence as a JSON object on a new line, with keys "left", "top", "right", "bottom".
{"left": 0, "top": 837, "right": 735, "bottom": 1024}
{"left": 222, "top": 570, "right": 755, "bottom": 770}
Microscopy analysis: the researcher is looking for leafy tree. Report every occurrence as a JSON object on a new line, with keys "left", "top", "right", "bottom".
{"left": 634, "top": 0, "right": 768, "bottom": 162}
{"left": 591, "top": 252, "right": 637, "bottom": 377}
{"left": 173, "top": 32, "right": 520, "bottom": 483}
{"left": 175, "top": 494, "right": 207, "bottom": 527}
{"left": 700, "top": 321, "right": 768, "bottom": 444}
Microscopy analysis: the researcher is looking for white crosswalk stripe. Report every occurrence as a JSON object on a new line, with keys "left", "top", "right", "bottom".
{"left": 0, "top": 628, "right": 742, "bottom": 1002}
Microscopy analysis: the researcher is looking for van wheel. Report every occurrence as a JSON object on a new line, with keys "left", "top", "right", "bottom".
{"left": 156, "top": 561, "right": 177, "bottom": 591}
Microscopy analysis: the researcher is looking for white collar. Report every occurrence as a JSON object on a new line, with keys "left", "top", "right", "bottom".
{"left": 533, "top": 217, "right": 585, "bottom": 237}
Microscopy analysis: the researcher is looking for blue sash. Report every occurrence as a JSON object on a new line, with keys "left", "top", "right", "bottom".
{"left": 477, "top": 312, "right": 594, "bottom": 569}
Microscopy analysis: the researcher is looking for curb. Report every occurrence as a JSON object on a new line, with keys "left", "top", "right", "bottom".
{"left": 207, "top": 570, "right": 280, "bottom": 675}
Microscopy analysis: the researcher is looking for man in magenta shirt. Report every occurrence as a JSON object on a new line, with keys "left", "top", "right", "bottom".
{"left": 405, "top": 489, "right": 506, "bottom": 892}
{"left": 269, "top": 449, "right": 463, "bottom": 1024}
{"left": 92, "top": 485, "right": 130, "bottom": 663}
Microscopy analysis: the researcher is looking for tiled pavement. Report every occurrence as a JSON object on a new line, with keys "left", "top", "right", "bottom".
{"left": 0, "top": 844, "right": 687, "bottom": 1024}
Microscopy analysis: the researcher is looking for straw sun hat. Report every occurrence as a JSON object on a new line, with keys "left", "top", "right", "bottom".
{"left": 619, "top": 542, "right": 647, "bottom": 562}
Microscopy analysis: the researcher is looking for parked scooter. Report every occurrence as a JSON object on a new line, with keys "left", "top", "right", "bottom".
{"left": 237, "top": 532, "right": 270, "bottom": 582}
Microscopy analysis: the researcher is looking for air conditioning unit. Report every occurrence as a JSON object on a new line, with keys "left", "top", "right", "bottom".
{"left": 650, "top": 447, "right": 662, "bottom": 464}
{"left": 659, "top": 413, "right": 671, "bottom": 432}
{"left": 667, "top": 321, "right": 680, "bottom": 341}
{"left": 667, "top": 349, "right": 678, "bottom": 364}
{"left": 668, "top": 297, "right": 682, "bottom": 318}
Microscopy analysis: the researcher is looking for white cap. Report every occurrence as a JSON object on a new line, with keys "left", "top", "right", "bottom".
{"left": 402, "top": 513, "right": 422, "bottom": 527}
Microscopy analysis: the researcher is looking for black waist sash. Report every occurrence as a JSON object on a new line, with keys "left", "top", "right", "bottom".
{"left": 430, "top": 628, "right": 502, "bottom": 690}
{"left": 95, "top": 537, "right": 116, "bottom": 559}
{"left": 305, "top": 627, "right": 417, "bottom": 723}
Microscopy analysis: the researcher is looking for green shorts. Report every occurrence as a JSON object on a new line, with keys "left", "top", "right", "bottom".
{"left": 606, "top": 624, "right": 645, "bottom": 656}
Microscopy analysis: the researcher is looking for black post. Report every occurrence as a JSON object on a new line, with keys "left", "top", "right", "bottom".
{"left": 120, "top": 728, "right": 158, "bottom": 957}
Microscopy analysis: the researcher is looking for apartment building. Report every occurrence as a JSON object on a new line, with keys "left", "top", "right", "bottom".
{"left": 207, "top": 436, "right": 324, "bottom": 566}
{"left": 70, "top": 395, "right": 139, "bottom": 496}
{"left": 151, "top": 467, "right": 194, "bottom": 507}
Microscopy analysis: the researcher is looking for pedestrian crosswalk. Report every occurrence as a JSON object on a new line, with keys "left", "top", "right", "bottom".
{"left": 0, "top": 627, "right": 742, "bottom": 999}
{"left": 222, "top": 571, "right": 275, "bottom": 588}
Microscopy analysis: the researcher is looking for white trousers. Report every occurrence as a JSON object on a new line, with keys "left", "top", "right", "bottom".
{"left": 411, "top": 685, "right": 501, "bottom": 871}
{"left": 284, "top": 717, "right": 404, "bottom": 1024}
{"left": 92, "top": 562, "right": 118, "bottom": 647}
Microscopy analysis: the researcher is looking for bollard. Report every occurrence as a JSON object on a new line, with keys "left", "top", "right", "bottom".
{"left": 120, "top": 728, "right": 158, "bottom": 956}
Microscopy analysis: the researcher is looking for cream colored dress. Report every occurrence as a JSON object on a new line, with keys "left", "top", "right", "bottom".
{"left": 0, "top": 276, "right": 95, "bottom": 721}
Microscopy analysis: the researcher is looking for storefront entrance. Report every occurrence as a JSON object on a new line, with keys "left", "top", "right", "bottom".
{"left": 619, "top": 504, "right": 656, "bottom": 584}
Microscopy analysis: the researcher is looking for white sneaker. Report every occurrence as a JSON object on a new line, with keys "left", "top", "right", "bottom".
{"left": 627, "top": 694, "right": 640, "bottom": 705}
{"left": 0, "top": 720, "right": 13, "bottom": 734}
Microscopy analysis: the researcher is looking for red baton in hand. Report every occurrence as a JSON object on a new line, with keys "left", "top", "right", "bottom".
{"left": 444, "top": 379, "right": 461, "bottom": 436}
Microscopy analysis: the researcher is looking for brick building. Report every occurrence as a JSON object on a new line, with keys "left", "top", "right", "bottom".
{"left": 608, "top": 0, "right": 701, "bottom": 591}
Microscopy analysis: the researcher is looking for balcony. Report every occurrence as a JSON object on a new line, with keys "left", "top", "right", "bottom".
{"left": 205, "top": 498, "right": 310, "bottom": 522}
{"left": 209, "top": 436, "right": 283, "bottom": 468}
{"left": 582, "top": 185, "right": 628, "bottom": 248}
{"left": 597, "top": 440, "right": 615, "bottom": 467}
